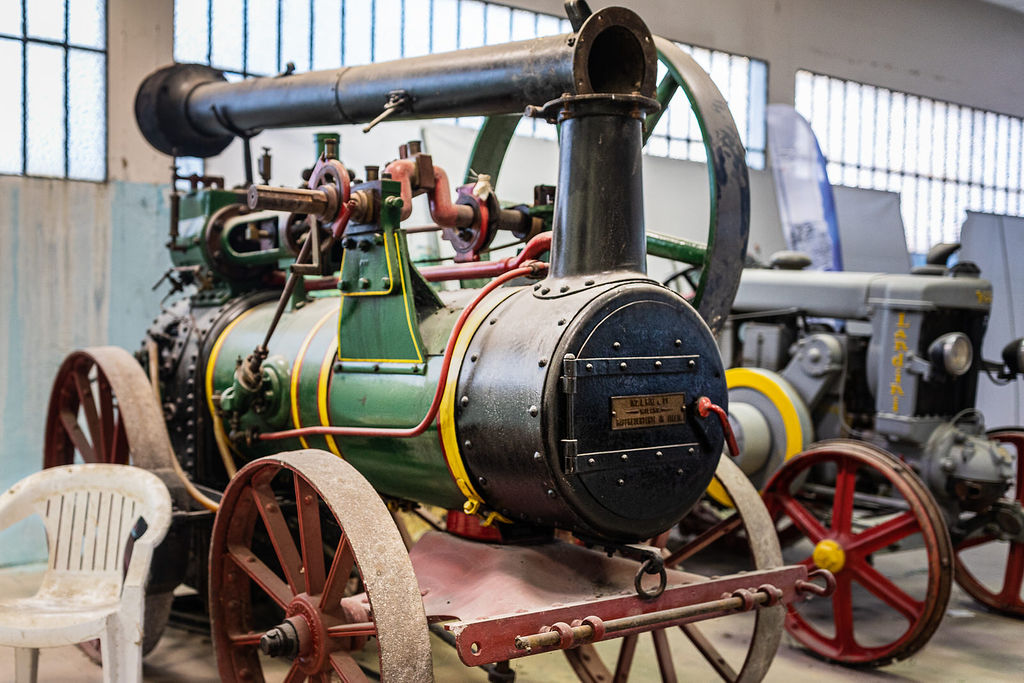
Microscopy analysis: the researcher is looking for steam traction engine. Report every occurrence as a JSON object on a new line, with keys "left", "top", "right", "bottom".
{"left": 42, "top": 5, "right": 832, "bottom": 681}
{"left": 713, "top": 262, "right": 1024, "bottom": 666}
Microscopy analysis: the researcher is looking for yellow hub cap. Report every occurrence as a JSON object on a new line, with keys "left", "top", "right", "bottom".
{"left": 812, "top": 539, "right": 846, "bottom": 573}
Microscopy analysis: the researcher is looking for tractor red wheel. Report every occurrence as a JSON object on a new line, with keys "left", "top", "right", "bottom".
{"left": 209, "top": 450, "right": 432, "bottom": 681}
{"left": 953, "top": 429, "right": 1024, "bottom": 616}
{"left": 762, "top": 440, "right": 952, "bottom": 667}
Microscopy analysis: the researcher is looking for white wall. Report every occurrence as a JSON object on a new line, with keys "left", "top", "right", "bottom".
{"left": 510, "top": 0, "right": 1024, "bottom": 118}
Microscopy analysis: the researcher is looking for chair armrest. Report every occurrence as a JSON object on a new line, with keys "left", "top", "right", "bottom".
{"left": 0, "top": 479, "right": 35, "bottom": 533}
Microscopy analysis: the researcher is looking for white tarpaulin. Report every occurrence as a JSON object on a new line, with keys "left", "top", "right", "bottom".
{"left": 961, "top": 211, "right": 1024, "bottom": 428}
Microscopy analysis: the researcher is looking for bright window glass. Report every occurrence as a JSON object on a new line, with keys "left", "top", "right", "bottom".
{"left": 796, "top": 70, "right": 1024, "bottom": 253}
{"left": 2, "top": 0, "right": 107, "bottom": 181}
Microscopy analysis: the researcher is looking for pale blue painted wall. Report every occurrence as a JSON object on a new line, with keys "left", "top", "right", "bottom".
{"left": 0, "top": 177, "right": 169, "bottom": 567}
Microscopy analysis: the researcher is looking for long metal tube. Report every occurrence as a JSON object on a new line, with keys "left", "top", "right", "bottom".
{"left": 188, "top": 36, "right": 577, "bottom": 136}
{"left": 135, "top": 7, "right": 657, "bottom": 158}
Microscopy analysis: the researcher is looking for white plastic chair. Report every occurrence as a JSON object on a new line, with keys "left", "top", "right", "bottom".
{"left": 0, "top": 464, "right": 172, "bottom": 682}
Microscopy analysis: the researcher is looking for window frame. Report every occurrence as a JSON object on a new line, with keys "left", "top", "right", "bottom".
{"left": 0, "top": 0, "right": 109, "bottom": 182}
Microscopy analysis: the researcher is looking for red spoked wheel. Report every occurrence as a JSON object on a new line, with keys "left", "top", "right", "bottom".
{"left": 44, "top": 347, "right": 151, "bottom": 466}
{"left": 209, "top": 450, "right": 433, "bottom": 681}
{"left": 43, "top": 346, "right": 179, "bottom": 659}
{"left": 953, "top": 429, "right": 1024, "bottom": 616}
{"left": 564, "top": 455, "right": 785, "bottom": 681}
{"left": 762, "top": 440, "right": 952, "bottom": 667}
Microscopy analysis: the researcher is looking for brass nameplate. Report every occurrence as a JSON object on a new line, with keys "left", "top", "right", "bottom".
{"left": 610, "top": 393, "right": 686, "bottom": 430}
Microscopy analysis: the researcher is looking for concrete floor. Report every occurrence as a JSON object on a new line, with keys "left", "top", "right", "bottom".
{"left": 1, "top": 547, "right": 1021, "bottom": 683}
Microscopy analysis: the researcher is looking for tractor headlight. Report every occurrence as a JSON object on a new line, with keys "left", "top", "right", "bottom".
{"left": 930, "top": 332, "right": 973, "bottom": 376}
{"left": 1002, "top": 337, "right": 1024, "bottom": 376}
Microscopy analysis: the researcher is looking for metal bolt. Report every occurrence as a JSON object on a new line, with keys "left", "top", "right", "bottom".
{"left": 613, "top": 341, "right": 621, "bottom": 350}
{"left": 617, "top": 479, "right": 625, "bottom": 487}
{"left": 688, "top": 447, "right": 695, "bottom": 455}
{"left": 534, "top": 283, "right": 542, "bottom": 290}
{"left": 381, "top": 277, "right": 391, "bottom": 287}
{"left": 529, "top": 405, "right": 539, "bottom": 417}
{"left": 688, "top": 359, "right": 696, "bottom": 369}
{"left": 559, "top": 284, "right": 570, "bottom": 293}
{"left": 674, "top": 339, "right": 682, "bottom": 347}
{"left": 470, "top": 354, "right": 478, "bottom": 362}
{"left": 620, "top": 453, "right": 628, "bottom": 461}
{"left": 558, "top": 318, "right": 566, "bottom": 326}
{"left": 478, "top": 476, "right": 487, "bottom": 486}
{"left": 546, "top": 489, "right": 557, "bottom": 498}
{"left": 585, "top": 363, "right": 593, "bottom": 371}
{"left": 358, "top": 277, "right": 371, "bottom": 289}
{"left": 489, "top": 318, "right": 497, "bottom": 325}
{"left": 677, "top": 468, "right": 684, "bottom": 476}
{"left": 619, "top": 362, "right": 628, "bottom": 370}
{"left": 588, "top": 457, "right": 596, "bottom": 466}
{"left": 656, "top": 451, "right": 663, "bottom": 458}
{"left": 654, "top": 360, "right": 662, "bottom": 369}
{"left": 533, "top": 451, "right": 543, "bottom": 461}
{"left": 538, "top": 358, "right": 547, "bottom": 367}
{"left": 460, "top": 396, "right": 470, "bottom": 407}
{"left": 540, "top": 287, "right": 550, "bottom": 295}
{"left": 585, "top": 279, "right": 595, "bottom": 286}
{"left": 464, "top": 440, "right": 472, "bottom": 449}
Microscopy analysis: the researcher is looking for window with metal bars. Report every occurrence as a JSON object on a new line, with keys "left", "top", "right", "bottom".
{"left": 0, "top": 0, "right": 107, "bottom": 181}
{"left": 796, "top": 70, "right": 1024, "bottom": 254}
{"left": 173, "top": 0, "right": 768, "bottom": 170}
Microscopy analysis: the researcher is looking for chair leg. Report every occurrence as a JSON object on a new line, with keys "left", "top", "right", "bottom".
{"left": 14, "top": 647, "right": 39, "bottom": 683}
{"left": 101, "top": 621, "right": 143, "bottom": 683}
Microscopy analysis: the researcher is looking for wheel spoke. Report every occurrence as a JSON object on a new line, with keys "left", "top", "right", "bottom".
{"left": 227, "top": 631, "right": 263, "bottom": 646}
{"left": 295, "top": 477, "right": 327, "bottom": 595}
{"left": 613, "top": 634, "right": 638, "bottom": 682}
{"left": 643, "top": 72, "right": 680, "bottom": 138}
{"left": 846, "top": 512, "right": 919, "bottom": 556}
{"left": 319, "top": 532, "right": 355, "bottom": 611}
{"left": 850, "top": 557, "right": 923, "bottom": 622}
{"left": 664, "top": 514, "right": 742, "bottom": 568}
{"left": 681, "top": 623, "right": 736, "bottom": 681}
{"left": 96, "top": 378, "right": 115, "bottom": 461}
{"left": 59, "top": 409, "right": 96, "bottom": 462}
{"left": 111, "top": 413, "right": 130, "bottom": 463}
{"left": 282, "top": 662, "right": 306, "bottom": 683}
{"left": 226, "top": 543, "right": 294, "bottom": 609}
{"left": 999, "top": 542, "right": 1024, "bottom": 603}
{"left": 651, "top": 629, "right": 678, "bottom": 683}
{"left": 327, "top": 622, "right": 376, "bottom": 639}
{"left": 251, "top": 481, "right": 306, "bottom": 595}
{"left": 831, "top": 459, "right": 858, "bottom": 535}
{"left": 776, "top": 496, "right": 829, "bottom": 544}
{"left": 330, "top": 652, "right": 371, "bottom": 682}
{"left": 831, "top": 573, "right": 856, "bottom": 657}
{"left": 957, "top": 532, "right": 997, "bottom": 551}
{"left": 72, "top": 366, "right": 104, "bottom": 455}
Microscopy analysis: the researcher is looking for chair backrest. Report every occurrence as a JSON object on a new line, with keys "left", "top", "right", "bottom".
{"left": 0, "top": 465, "right": 171, "bottom": 591}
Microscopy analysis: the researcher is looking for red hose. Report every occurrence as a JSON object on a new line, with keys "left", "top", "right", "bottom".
{"left": 258, "top": 263, "right": 545, "bottom": 441}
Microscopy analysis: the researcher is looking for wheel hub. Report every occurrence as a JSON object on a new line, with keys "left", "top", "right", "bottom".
{"left": 812, "top": 539, "right": 846, "bottom": 573}
{"left": 274, "top": 593, "right": 332, "bottom": 674}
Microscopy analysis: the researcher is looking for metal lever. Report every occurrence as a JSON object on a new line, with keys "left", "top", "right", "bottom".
{"left": 363, "top": 90, "right": 412, "bottom": 133}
